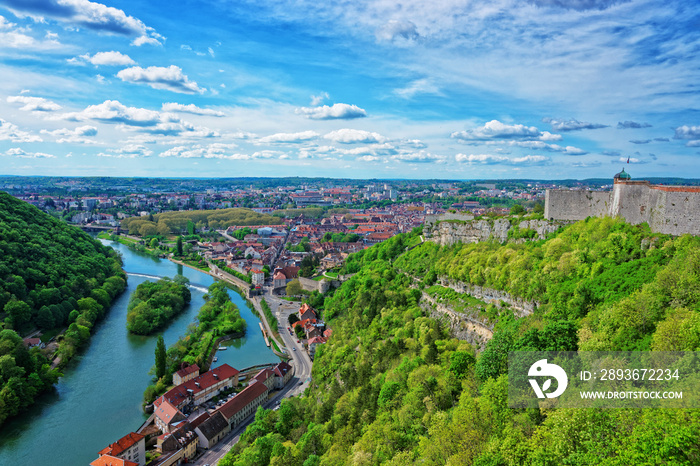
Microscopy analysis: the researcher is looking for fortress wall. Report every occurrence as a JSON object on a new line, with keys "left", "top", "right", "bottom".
{"left": 647, "top": 190, "right": 700, "bottom": 236}
{"left": 610, "top": 182, "right": 652, "bottom": 225}
{"left": 545, "top": 190, "right": 610, "bottom": 221}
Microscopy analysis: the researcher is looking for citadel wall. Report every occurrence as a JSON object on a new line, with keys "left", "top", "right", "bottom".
{"left": 545, "top": 180, "right": 700, "bottom": 236}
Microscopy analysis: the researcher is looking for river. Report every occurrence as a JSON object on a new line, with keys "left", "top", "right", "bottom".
{"left": 0, "top": 240, "right": 280, "bottom": 465}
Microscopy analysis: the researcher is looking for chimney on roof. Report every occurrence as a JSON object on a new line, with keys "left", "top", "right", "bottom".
{"left": 195, "top": 382, "right": 200, "bottom": 388}
{"left": 213, "top": 373, "right": 218, "bottom": 379}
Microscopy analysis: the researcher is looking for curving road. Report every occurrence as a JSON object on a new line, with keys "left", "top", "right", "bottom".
{"left": 192, "top": 289, "right": 312, "bottom": 465}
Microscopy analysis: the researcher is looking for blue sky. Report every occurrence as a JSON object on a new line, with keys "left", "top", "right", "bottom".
{"left": 0, "top": 0, "right": 699, "bottom": 180}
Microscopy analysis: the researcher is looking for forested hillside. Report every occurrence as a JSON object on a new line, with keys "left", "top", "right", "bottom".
{"left": 221, "top": 218, "right": 700, "bottom": 465}
{"left": 0, "top": 192, "right": 126, "bottom": 426}
{"left": 120, "top": 208, "right": 281, "bottom": 236}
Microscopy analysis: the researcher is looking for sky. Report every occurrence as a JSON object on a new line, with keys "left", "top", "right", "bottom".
{"left": 0, "top": 0, "right": 699, "bottom": 180}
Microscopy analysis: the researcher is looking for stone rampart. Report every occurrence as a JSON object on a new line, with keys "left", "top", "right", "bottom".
{"left": 546, "top": 181, "right": 700, "bottom": 236}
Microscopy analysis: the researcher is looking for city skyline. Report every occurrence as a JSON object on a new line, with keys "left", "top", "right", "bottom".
{"left": 0, "top": 0, "right": 699, "bottom": 179}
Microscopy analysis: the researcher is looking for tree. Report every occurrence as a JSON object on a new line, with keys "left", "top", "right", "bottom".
{"left": 149, "top": 238, "right": 159, "bottom": 249}
{"left": 510, "top": 204, "right": 525, "bottom": 215}
{"left": 155, "top": 335, "right": 167, "bottom": 379}
{"left": 4, "top": 300, "right": 32, "bottom": 331}
{"left": 286, "top": 279, "right": 303, "bottom": 297}
{"left": 176, "top": 236, "right": 183, "bottom": 256}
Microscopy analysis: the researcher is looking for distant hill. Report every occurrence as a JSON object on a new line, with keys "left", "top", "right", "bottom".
{"left": 0, "top": 191, "right": 126, "bottom": 426}
{"left": 120, "top": 208, "right": 282, "bottom": 236}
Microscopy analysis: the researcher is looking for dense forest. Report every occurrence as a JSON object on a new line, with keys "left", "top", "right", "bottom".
{"left": 121, "top": 208, "right": 281, "bottom": 236}
{"left": 0, "top": 192, "right": 126, "bottom": 426}
{"left": 221, "top": 218, "right": 700, "bottom": 465}
{"left": 126, "top": 277, "right": 192, "bottom": 335}
{"left": 144, "top": 281, "right": 247, "bottom": 404}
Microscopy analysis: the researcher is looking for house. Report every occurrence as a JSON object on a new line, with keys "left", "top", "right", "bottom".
{"left": 23, "top": 338, "right": 44, "bottom": 349}
{"left": 90, "top": 455, "right": 138, "bottom": 466}
{"left": 194, "top": 411, "right": 230, "bottom": 449}
{"left": 154, "top": 399, "right": 187, "bottom": 433}
{"left": 253, "top": 368, "right": 276, "bottom": 390}
{"left": 218, "top": 380, "right": 269, "bottom": 430}
{"left": 251, "top": 269, "right": 265, "bottom": 286}
{"left": 96, "top": 432, "right": 146, "bottom": 466}
{"left": 172, "top": 363, "right": 200, "bottom": 386}
{"left": 298, "top": 303, "right": 317, "bottom": 322}
{"left": 273, "top": 271, "right": 287, "bottom": 289}
{"left": 157, "top": 364, "right": 239, "bottom": 410}
{"left": 272, "top": 362, "right": 293, "bottom": 389}
{"left": 308, "top": 336, "right": 328, "bottom": 356}
{"left": 156, "top": 422, "right": 198, "bottom": 462}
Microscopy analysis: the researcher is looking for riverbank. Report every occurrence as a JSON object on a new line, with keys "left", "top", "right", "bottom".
{"left": 0, "top": 239, "right": 281, "bottom": 466}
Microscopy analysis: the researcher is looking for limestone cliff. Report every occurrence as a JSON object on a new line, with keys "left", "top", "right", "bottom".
{"left": 425, "top": 216, "right": 561, "bottom": 246}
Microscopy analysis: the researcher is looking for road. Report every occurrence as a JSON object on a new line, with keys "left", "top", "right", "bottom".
{"left": 192, "top": 288, "right": 312, "bottom": 465}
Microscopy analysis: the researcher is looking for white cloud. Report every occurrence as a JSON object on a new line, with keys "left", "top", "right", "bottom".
{"left": 77, "top": 51, "right": 136, "bottom": 66}
{"left": 0, "top": 119, "right": 42, "bottom": 142}
{"left": 511, "top": 155, "right": 550, "bottom": 164}
{"left": 0, "top": 17, "right": 35, "bottom": 47}
{"left": 394, "top": 79, "right": 441, "bottom": 99}
{"left": 98, "top": 144, "right": 153, "bottom": 158}
{"left": 310, "top": 92, "right": 329, "bottom": 106}
{"left": 507, "top": 140, "right": 587, "bottom": 155}
{"left": 542, "top": 117, "right": 608, "bottom": 132}
{"left": 456, "top": 153, "right": 509, "bottom": 164}
{"left": 117, "top": 66, "right": 205, "bottom": 94}
{"left": 5, "top": 148, "right": 53, "bottom": 158}
{"left": 359, "top": 155, "right": 379, "bottom": 162}
{"left": 455, "top": 153, "right": 550, "bottom": 165}
{"left": 400, "top": 139, "right": 427, "bottom": 149}
{"left": 1, "top": 0, "right": 163, "bottom": 46}
{"left": 295, "top": 103, "right": 367, "bottom": 120}
{"left": 59, "top": 100, "right": 165, "bottom": 126}
{"left": 7, "top": 95, "right": 62, "bottom": 112}
{"left": 41, "top": 125, "right": 98, "bottom": 144}
{"left": 674, "top": 125, "right": 700, "bottom": 140}
{"left": 376, "top": 19, "right": 419, "bottom": 42}
{"left": 161, "top": 103, "right": 225, "bottom": 117}
{"left": 392, "top": 151, "right": 444, "bottom": 163}
{"left": 160, "top": 145, "right": 286, "bottom": 160}
{"left": 159, "top": 143, "right": 237, "bottom": 159}
{"left": 258, "top": 131, "right": 319, "bottom": 144}
{"left": 451, "top": 120, "right": 556, "bottom": 141}
{"left": 324, "top": 129, "right": 386, "bottom": 144}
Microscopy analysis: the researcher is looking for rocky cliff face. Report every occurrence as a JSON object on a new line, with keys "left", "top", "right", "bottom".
{"left": 426, "top": 218, "right": 561, "bottom": 246}
{"left": 421, "top": 292, "right": 493, "bottom": 351}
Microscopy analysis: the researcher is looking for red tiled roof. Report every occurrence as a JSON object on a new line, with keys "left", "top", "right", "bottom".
{"left": 273, "top": 361, "right": 292, "bottom": 378}
{"left": 161, "top": 364, "right": 239, "bottom": 407}
{"left": 91, "top": 455, "right": 138, "bottom": 466}
{"left": 273, "top": 271, "right": 286, "bottom": 280}
{"left": 254, "top": 368, "right": 274, "bottom": 384}
{"left": 218, "top": 381, "right": 269, "bottom": 420}
{"left": 308, "top": 336, "right": 327, "bottom": 345}
{"left": 97, "top": 432, "right": 144, "bottom": 457}
{"left": 154, "top": 399, "right": 182, "bottom": 425}
{"left": 175, "top": 364, "right": 200, "bottom": 378}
